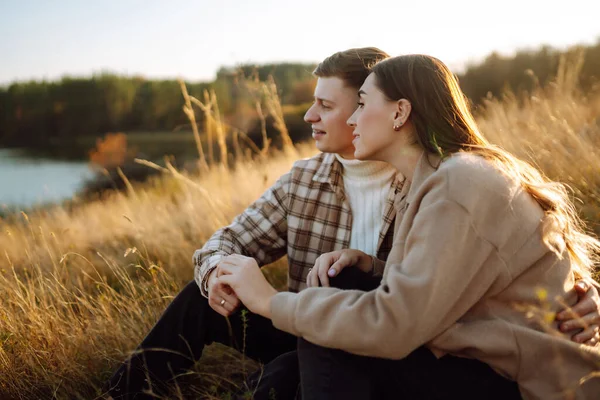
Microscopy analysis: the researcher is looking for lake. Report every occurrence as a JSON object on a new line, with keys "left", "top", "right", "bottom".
{"left": 0, "top": 149, "right": 95, "bottom": 209}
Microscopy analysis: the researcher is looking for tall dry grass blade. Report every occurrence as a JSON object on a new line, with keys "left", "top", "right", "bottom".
{"left": 203, "top": 89, "right": 215, "bottom": 164}
{"left": 262, "top": 76, "right": 297, "bottom": 156}
{"left": 117, "top": 167, "right": 138, "bottom": 200}
{"left": 255, "top": 100, "right": 270, "bottom": 155}
{"left": 209, "top": 89, "right": 229, "bottom": 168}
{"left": 178, "top": 79, "right": 208, "bottom": 170}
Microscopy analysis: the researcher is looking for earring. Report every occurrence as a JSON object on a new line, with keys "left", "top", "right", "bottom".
{"left": 393, "top": 122, "right": 402, "bottom": 131}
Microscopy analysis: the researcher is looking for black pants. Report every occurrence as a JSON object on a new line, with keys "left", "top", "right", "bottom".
{"left": 106, "top": 268, "right": 378, "bottom": 399}
{"left": 105, "top": 280, "right": 297, "bottom": 399}
{"left": 296, "top": 338, "right": 522, "bottom": 400}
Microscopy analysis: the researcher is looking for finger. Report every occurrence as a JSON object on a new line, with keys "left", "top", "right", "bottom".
{"left": 560, "top": 313, "right": 600, "bottom": 332}
{"left": 208, "top": 296, "right": 233, "bottom": 317}
{"left": 557, "top": 282, "right": 596, "bottom": 320}
{"left": 568, "top": 296, "right": 598, "bottom": 321}
{"left": 214, "top": 283, "right": 239, "bottom": 305}
{"left": 573, "top": 325, "right": 600, "bottom": 344}
{"left": 584, "top": 336, "right": 599, "bottom": 347}
{"left": 317, "top": 262, "right": 330, "bottom": 287}
{"left": 309, "top": 266, "right": 319, "bottom": 288}
{"left": 555, "top": 307, "right": 574, "bottom": 321}
{"left": 209, "top": 284, "right": 239, "bottom": 314}
{"left": 308, "top": 259, "right": 320, "bottom": 288}
{"left": 215, "top": 282, "right": 239, "bottom": 302}
{"left": 212, "top": 297, "right": 236, "bottom": 314}
{"left": 222, "top": 284, "right": 234, "bottom": 295}
{"left": 218, "top": 274, "right": 236, "bottom": 288}
{"left": 221, "top": 298, "right": 238, "bottom": 313}
{"left": 226, "top": 296, "right": 242, "bottom": 311}
{"left": 574, "top": 280, "right": 590, "bottom": 298}
{"left": 329, "top": 254, "right": 352, "bottom": 277}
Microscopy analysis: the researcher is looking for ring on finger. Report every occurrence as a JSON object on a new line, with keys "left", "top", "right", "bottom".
{"left": 220, "top": 299, "right": 226, "bottom": 306}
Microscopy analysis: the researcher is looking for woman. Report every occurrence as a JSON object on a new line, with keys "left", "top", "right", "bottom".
{"left": 217, "top": 55, "right": 600, "bottom": 399}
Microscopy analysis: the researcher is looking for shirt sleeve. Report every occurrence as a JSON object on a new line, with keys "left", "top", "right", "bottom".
{"left": 194, "top": 171, "right": 291, "bottom": 297}
{"left": 271, "top": 188, "right": 507, "bottom": 359}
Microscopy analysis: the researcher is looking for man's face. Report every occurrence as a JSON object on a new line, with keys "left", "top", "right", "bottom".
{"left": 303, "top": 77, "right": 359, "bottom": 159}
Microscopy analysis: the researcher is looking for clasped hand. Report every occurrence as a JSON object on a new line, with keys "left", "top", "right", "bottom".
{"left": 306, "top": 249, "right": 372, "bottom": 287}
{"left": 213, "top": 255, "right": 278, "bottom": 318}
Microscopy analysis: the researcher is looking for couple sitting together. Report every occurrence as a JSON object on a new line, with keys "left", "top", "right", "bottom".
{"left": 106, "top": 48, "right": 600, "bottom": 400}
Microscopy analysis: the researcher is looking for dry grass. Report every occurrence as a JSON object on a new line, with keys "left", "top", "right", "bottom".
{"left": 477, "top": 55, "right": 600, "bottom": 245}
{"left": 0, "top": 64, "right": 599, "bottom": 399}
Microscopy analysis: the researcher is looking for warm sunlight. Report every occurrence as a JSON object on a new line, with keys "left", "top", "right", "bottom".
{"left": 1, "top": 2, "right": 599, "bottom": 399}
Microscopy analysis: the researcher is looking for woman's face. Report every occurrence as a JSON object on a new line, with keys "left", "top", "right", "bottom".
{"left": 347, "top": 73, "right": 399, "bottom": 162}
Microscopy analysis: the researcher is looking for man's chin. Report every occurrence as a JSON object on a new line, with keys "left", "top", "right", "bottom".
{"left": 314, "top": 141, "right": 331, "bottom": 153}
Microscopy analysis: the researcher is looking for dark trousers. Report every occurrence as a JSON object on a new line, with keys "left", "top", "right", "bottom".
{"left": 106, "top": 268, "right": 378, "bottom": 399}
{"left": 296, "top": 338, "right": 522, "bottom": 400}
{"left": 105, "top": 280, "right": 297, "bottom": 399}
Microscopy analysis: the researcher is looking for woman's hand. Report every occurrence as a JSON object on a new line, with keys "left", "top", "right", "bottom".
{"left": 307, "top": 249, "right": 372, "bottom": 287}
{"left": 216, "top": 254, "right": 278, "bottom": 319}
{"left": 556, "top": 280, "right": 600, "bottom": 346}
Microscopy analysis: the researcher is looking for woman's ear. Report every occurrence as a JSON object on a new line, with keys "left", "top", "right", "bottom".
{"left": 393, "top": 99, "right": 412, "bottom": 127}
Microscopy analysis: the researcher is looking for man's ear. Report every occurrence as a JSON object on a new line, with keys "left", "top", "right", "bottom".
{"left": 393, "top": 99, "right": 412, "bottom": 126}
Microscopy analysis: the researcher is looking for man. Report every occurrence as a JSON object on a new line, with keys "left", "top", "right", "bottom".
{"left": 106, "top": 48, "right": 600, "bottom": 399}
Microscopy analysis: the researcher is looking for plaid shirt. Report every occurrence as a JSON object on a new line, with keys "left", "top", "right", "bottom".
{"left": 193, "top": 152, "right": 405, "bottom": 297}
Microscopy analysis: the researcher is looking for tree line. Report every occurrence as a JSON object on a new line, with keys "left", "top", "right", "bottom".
{"left": 1, "top": 40, "right": 599, "bottom": 152}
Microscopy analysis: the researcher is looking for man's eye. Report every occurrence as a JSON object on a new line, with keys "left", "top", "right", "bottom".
{"left": 357, "top": 102, "right": 364, "bottom": 108}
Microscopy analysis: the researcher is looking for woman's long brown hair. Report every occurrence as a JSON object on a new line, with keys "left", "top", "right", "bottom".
{"left": 372, "top": 55, "right": 599, "bottom": 279}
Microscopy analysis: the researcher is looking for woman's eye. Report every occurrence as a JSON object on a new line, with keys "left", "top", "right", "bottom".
{"left": 357, "top": 102, "right": 364, "bottom": 108}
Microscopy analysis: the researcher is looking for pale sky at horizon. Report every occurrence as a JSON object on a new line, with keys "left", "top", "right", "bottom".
{"left": 1, "top": 0, "right": 599, "bottom": 86}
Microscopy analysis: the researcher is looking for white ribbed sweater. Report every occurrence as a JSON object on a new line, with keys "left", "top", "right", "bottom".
{"left": 334, "top": 154, "right": 397, "bottom": 256}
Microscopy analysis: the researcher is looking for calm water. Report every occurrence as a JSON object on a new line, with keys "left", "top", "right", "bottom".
{"left": 0, "top": 149, "right": 95, "bottom": 208}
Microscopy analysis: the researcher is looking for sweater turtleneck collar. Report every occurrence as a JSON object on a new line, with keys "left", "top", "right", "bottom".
{"left": 334, "top": 154, "right": 396, "bottom": 180}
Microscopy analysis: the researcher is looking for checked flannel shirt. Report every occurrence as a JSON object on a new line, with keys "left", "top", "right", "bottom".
{"left": 193, "top": 152, "right": 405, "bottom": 297}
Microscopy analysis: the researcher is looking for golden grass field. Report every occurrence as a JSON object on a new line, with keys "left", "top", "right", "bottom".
{"left": 1, "top": 59, "right": 599, "bottom": 399}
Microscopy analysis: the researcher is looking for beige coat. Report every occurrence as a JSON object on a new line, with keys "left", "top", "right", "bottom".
{"left": 271, "top": 151, "right": 600, "bottom": 399}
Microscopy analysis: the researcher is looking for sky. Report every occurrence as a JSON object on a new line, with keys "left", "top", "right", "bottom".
{"left": 1, "top": 0, "right": 599, "bottom": 85}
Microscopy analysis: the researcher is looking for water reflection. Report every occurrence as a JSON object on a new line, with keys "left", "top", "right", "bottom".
{"left": 0, "top": 149, "right": 95, "bottom": 208}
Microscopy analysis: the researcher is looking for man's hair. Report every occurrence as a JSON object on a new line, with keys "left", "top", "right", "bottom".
{"left": 313, "top": 47, "right": 390, "bottom": 89}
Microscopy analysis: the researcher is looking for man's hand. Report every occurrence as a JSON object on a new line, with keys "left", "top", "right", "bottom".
{"left": 307, "top": 249, "right": 372, "bottom": 288}
{"left": 207, "top": 266, "right": 241, "bottom": 317}
{"left": 556, "top": 280, "right": 600, "bottom": 346}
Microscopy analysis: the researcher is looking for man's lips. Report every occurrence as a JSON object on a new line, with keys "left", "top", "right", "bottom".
{"left": 312, "top": 129, "right": 326, "bottom": 137}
